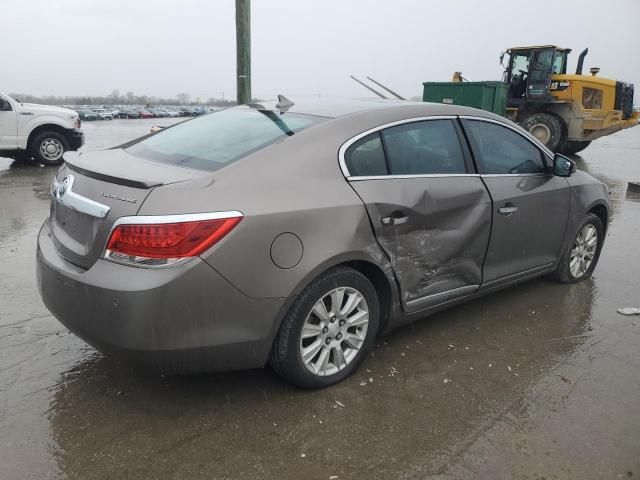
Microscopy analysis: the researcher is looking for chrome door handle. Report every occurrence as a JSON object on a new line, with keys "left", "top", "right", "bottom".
{"left": 498, "top": 204, "right": 518, "bottom": 216}
{"left": 381, "top": 213, "right": 409, "bottom": 226}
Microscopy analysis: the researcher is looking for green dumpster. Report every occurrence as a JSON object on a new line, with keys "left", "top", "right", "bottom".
{"left": 422, "top": 81, "right": 508, "bottom": 116}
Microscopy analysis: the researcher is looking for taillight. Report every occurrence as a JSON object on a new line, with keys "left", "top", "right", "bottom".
{"left": 104, "top": 211, "right": 243, "bottom": 267}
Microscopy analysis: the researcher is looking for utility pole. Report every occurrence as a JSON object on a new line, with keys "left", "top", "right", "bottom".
{"left": 235, "top": 0, "right": 251, "bottom": 104}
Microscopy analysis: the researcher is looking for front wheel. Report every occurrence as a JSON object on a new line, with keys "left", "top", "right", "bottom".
{"left": 30, "top": 131, "right": 69, "bottom": 166}
{"left": 270, "top": 267, "right": 379, "bottom": 389}
{"left": 561, "top": 140, "right": 592, "bottom": 155}
{"left": 550, "top": 213, "right": 604, "bottom": 283}
{"left": 520, "top": 113, "right": 565, "bottom": 152}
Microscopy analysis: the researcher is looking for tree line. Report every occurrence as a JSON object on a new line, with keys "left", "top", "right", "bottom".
{"left": 7, "top": 90, "right": 238, "bottom": 106}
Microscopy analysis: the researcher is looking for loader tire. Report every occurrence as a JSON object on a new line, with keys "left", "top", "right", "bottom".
{"left": 561, "top": 140, "right": 591, "bottom": 156}
{"left": 520, "top": 113, "right": 565, "bottom": 152}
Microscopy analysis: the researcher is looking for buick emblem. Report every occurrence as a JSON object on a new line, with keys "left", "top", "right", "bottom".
{"left": 53, "top": 175, "right": 74, "bottom": 201}
{"left": 57, "top": 176, "right": 71, "bottom": 197}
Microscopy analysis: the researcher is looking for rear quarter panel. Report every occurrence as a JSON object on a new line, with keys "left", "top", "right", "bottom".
{"left": 137, "top": 116, "right": 396, "bottom": 301}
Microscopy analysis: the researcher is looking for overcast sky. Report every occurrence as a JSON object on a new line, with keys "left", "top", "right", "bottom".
{"left": 2, "top": 0, "right": 639, "bottom": 101}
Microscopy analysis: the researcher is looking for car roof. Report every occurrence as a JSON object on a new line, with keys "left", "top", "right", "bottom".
{"left": 249, "top": 97, "right": 501, "bottom": 120}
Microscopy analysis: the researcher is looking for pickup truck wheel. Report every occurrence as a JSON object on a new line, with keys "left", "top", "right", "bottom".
{"left": 30, "top": 131, "right": 69, "bottom": 166}
{"left": 550, "top": 213, "right": 604, "bottom": 283}
{"left": 520, "top": 113, "right": 565, "bottom": 152}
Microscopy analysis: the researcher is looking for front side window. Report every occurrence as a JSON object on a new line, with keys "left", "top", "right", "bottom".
{"left": 552, "top": 52, "right": 567, "bottom": 74}
{"left": 463, "top": 120, "right": 547, "bottom": 175}
{"left": 511, "top": 54, "right": 530, "bottom": 78}
{"left": 0, "top": 94, "right": 13, "bottom": 111}
{"left": 381, "top": 120, "right": 467, "bottom": 175}
{"left": 126, "top": 108, "right": 326, "bottom": 172}
{"left": 344, "top": 133, "right": 388, "bottom": 177}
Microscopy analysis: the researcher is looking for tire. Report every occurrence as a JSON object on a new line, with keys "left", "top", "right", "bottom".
{"left": 550, "top": 213, "right": 604, "bottom": 283}
{"left": 561, "top": 140, "right": 591, "bottom": 155}
{"left": 269, "top": 266, "right": 380, "bottom": 389}
{"left": 520, "top": 113, "right": 565, "bottom": 152}
{"left": 30, "top": 131, "right": 69, "bottom": 166}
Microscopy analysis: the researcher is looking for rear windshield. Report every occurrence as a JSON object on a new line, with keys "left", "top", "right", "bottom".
{"left": 125, "top": 108, "right": 326, "bottom": 171}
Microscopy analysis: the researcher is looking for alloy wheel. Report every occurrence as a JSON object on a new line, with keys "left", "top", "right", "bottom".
{"left": 570, "top": 224, "right": 598, "bottom": 278}
{"left": 300, "top": 287, "right": 369, "bottom": 377}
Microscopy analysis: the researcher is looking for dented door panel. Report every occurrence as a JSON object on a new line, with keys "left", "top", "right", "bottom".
{"left": 350, "top": 177, "right": 492, "bottom": 312}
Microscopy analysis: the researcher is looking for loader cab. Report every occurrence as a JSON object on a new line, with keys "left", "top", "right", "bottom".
{"left": 503, "top": 46, "right": 570, "bottom": 107}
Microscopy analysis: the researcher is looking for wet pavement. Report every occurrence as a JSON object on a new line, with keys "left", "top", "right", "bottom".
{"left": 1, "top": 120, "right": 639, "bottom": 480}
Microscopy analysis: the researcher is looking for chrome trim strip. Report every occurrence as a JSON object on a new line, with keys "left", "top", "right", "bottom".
{"left": 52, "top": 174, "right": 111, "bottom": 219}
{"left": 338, "top": 115, "right": 457, "bottom": 178}
{"left": 480, "top": 173, "right": 550, "bottom": 178}
{"left": 110, "top": 211, "right": 244, "bottom": 228}
{"left": 458, "top": 115, "right": 555, "bottom": 159}
{"left": 348, "top": 173, "right": 481, "bottom": 181}
{"left": 405, "top": 284, "right": 480, "bottom": 313}
{"left": 103, "top": 210, "right": 244, "bottom": 269}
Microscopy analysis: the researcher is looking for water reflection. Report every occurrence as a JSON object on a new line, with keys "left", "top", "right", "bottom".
{"left": 47, "top": 277, "right": 597, "bottom": 479}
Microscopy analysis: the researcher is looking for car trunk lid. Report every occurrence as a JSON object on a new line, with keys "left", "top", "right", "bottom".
{"left": 50, "top": 150, "right": 206, "bottom": 270}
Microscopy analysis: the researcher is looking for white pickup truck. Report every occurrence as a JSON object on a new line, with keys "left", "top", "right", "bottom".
{"left": 0, "top": 92, "right": 84, "bottom": 166}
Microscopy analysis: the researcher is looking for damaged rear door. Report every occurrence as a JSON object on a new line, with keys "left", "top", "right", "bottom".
{"left": 343, "top": 118, "right": 492, "bottom": 313}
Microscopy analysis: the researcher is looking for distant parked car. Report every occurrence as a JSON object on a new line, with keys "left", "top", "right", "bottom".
{"left": 78, "top": 110, "right": 98, "bottom": 121}
{"left": 149, "top": 108, "right": 168, "bottom": 118}
{"left": 138, "top": 109, "right": 153, "bottom": 119}
{"left": 37, "top": 100, "right": 609, "bottom": 388}
{"left": 92, "top": 108, "right": 114, "bottom": 120}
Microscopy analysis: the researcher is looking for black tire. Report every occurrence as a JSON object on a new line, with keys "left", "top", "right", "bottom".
{"left": 29, "top": 130, "right": 69, "bottom": 166}
{"left": 520, "top": 113, "right": 565, "bottom": 152}
{"left": 550, "top": 213, "right": 604, "bottom": 283}
{"left": 269, "top": 266, "right": 380, "bottom": 389}
{"left": 561, "top": 140, "right": 591, "bottom": 155}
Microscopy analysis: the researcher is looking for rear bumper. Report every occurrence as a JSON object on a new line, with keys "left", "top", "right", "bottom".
{"left": 36, "top": 219, "right": 285, "bottom": 373}
{"left": 65, "top": 128, "right": 85, "bottom": 151}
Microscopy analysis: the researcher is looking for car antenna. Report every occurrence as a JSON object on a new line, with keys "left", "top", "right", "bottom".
{"left": 365, "top": 76, "right": 406, "bottom": 100}
{"left": 350, "top": 75, "right": 388, "bottom": 99}
{"left": 275, "top": 95, "right": 294, "bottom": 114}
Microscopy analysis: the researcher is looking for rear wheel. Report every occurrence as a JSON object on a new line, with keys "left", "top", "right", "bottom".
{"left": 561, "top": 140, "right": 591, "bottom": 155}
{"left": 550, "top": 213, "right": 604, "bottom": 283}
{"left": 30, "top": 131, "right": 69, "bottom": 166}
{"left": 520, "top": 113, "right": 565, "bottom": 152}
{"left": 269, "top": 267, "right": 379, "bottom": 388}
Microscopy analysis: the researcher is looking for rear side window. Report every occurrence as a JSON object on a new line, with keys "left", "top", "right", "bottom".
{"left": 344, "top": 133, "right": 388, "bottom": 177}
{"left": 463, "top": 120, "right": 547, "bottom": 174}
{"left": 125, "top": 108, "right": 326, "bottom": 172}
{"left": 381, "top": 120, "right": 467, "bottom": 175}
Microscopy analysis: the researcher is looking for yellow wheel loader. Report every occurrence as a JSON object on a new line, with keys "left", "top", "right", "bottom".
{"left": 501, "top": 45, "right": 638, "bottom": 154}
{"left": 417, "top": 45, "right": 639, "bottom": 154}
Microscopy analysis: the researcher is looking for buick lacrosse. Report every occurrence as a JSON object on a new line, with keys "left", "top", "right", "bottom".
{"left": 37, "top": 99, "right": 609, "bottom": 388}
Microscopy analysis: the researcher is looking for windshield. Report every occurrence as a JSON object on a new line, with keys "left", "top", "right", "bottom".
{"left": 125, "top": 108, "right": 327, "bottom": 172}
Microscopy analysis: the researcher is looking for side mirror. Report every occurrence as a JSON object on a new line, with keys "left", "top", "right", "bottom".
{"left": 553, "top": 153, "right": 576, "bottom": 177}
